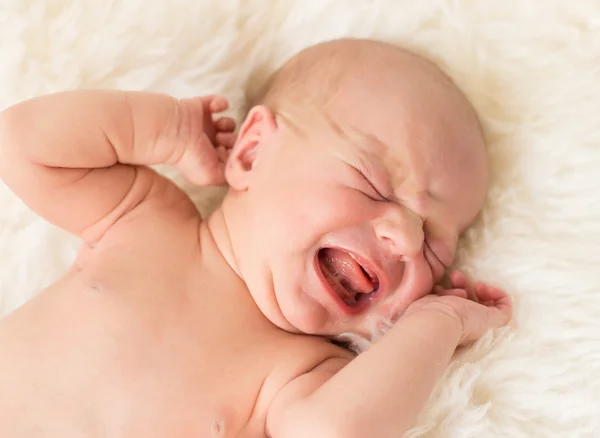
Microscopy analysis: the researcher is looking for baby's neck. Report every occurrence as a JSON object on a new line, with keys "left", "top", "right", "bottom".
{"left": 202, "top": 204, "right": 241, "bottom": 278}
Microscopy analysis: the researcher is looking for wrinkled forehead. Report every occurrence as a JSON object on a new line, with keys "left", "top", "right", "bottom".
{"left": 329, "top": 63, "right": 481, "bottom": 150}
{"left": 322, "top": 78, "right": 487, "bottom": 221}
{"left": 321, "top": 83, "right": 431, "bottom": 181}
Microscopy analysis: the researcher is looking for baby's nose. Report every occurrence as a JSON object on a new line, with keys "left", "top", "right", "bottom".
{"left": 372, "top": 206, "right": 424, "bottom": 259}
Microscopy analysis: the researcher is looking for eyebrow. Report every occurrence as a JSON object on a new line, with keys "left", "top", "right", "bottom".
{"left": 324, "top": 113, "right": 434, "bottom": 203}
{"left": 354, "top": 130, "right": 388, "bottom": 155}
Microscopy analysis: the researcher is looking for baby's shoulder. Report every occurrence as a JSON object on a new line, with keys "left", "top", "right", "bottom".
{"left": 92, "top": 181, "right": 202, "bottom": 249}
{"left": 247, "top": 334, "right": 353, "bottom": 429}
{"left": 289, "top": 334, "right": 356, "bottom": 364}
{"left": 264, "top": 333, "right": 355, "bottom": 390}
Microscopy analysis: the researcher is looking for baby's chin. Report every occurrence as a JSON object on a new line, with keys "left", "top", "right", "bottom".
{"left": 269, "top": 287, "right": 334, "bottom": 336}
{"left": 277, "top": 305, "right": 330, "bottom": 336}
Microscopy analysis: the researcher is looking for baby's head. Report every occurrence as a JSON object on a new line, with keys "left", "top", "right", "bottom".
{"left": 219, "top": 38, "right": 488, "bottom": 348}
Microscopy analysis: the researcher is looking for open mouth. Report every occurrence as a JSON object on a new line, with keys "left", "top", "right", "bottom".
{"left": 317, "top": 248, "right": 380, "bottom": 309}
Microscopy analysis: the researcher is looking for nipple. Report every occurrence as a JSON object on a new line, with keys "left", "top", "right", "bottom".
{"left": 210, "top": 418, "right": 225, "bottom": 436}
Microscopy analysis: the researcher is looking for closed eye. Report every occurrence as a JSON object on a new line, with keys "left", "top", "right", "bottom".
{"left": 349, "top": 164, "right": 387, "bottom": 201}
{"left": 425, "top": 239, "right": 446, "bottom": 268}
{"left": 423, "top": 240, "right": 447, "bottom": 282}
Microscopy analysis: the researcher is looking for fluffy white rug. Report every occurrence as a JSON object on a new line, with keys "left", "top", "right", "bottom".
{"left": 1, "top": 1, "right": 600, "bottom": 436}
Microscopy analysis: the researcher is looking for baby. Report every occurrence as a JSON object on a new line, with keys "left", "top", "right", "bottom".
{"left": 0, "top": 38, "right": 511, "bottom": 437}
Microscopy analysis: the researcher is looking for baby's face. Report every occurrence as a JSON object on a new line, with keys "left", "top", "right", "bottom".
{"left": 225, "top": 63, "right": 488, "bottom": 339}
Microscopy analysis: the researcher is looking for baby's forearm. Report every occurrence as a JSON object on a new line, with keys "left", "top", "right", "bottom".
{"left": 308, "top": 310, "right": 461, "bottom": 437}
{"left": 1, "top": 90, "right": 181, "bottom": 169}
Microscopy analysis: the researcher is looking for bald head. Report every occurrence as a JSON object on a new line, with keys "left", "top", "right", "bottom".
{"left": 251, "top": 39, "right": 475, "bottom": 122}
{"left": 247, "top": 38, "right": 489, "bottom": 234}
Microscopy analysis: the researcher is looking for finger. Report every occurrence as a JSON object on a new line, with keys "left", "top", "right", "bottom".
{"left": 209, "top": 96, "right": 229, "bottom": 114}
{"left": 451, "top": 270, "right": 478, "bottom": 303}
{"left": 185, "top": 95, "right": 218, "bottom": 115}
{"left": 214, "top": 117, "right": 236, "bottom": 133}
{"left": 495, "top": 295, "right": 513, "bottom": 320}
{"left": 474, "top": 283, "right": 508, "bottom": 303}
{"left": 476, "top": 285, "right": 512, "bottom": 322}
{"left": 216, "top": 132, "right": 237, "bottom": 148}
{"left": 459, "top": 299, "right": 512, "bottom": 345}
{"left": 433, "top": 285, "right": 468, "bottom": 299}
{"left": 216, "top": 145, "right": 229, "bottom": 163}
{"left": 484, "top": 297, "right": 512, "bottom": 328}
{"left": 449, "top": 270, "right": 467, "bottom": 289}
{"left": 441, "top": 288, "right": 468, "bottom": 299}
{"left": 432, "top": 285, "right": 445, "bottom": 295}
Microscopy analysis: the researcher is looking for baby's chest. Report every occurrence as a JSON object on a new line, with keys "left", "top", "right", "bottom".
{"left": 94, "top": 309, "right": 302, "bottom": 438}
{"left": 19, "top": 312, "right": 273, "bottom": 437}
{"left": 5, "top": 285, "right": 277, "bottom": 437}
{"left": 104, "top": 310, "right": 279, "bottom": 436}
{"left": 101, "top": 347, "right": 267, "bottom": 438}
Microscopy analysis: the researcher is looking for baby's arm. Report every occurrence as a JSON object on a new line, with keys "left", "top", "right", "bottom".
{"left": 267, "top": 282, "right": 511, "bottom": 438}
{"left": 0, "top": 90, "right": 234, "bottom": 242}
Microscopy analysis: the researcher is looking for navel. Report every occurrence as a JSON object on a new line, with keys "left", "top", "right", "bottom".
{"left": 83, "top": 284, "right": 102, "bottom": 298}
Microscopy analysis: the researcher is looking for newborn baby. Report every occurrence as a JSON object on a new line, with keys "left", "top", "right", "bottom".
{"left": 0, "top": 38, "right": 511, "bottom": 437}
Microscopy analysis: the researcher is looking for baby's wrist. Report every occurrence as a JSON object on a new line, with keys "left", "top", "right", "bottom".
{"left": 159, "top": 97, "right": 197, "bottom": 166}
{"left": 403, "top": 302, "right": 464, "bottom": 344}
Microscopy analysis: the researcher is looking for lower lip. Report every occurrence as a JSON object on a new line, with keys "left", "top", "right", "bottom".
{"left": 313, "top": 254, "right": 372, "bottom": 316}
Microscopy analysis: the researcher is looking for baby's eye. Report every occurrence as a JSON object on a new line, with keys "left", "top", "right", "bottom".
{"left": 424, "top": 239, "right": 447, "bottom": 280}
{"left": 358, "top": 172, "right": 387, "bottom": 201}
{"left": 348, "top": 162, "right": 388, "bottom": 201}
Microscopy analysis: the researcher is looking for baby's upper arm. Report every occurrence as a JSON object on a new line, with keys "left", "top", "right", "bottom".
{"left": 3, "top": 150, "right": 192, "bottom": 244}
{"left": 265, "top": 355, "right": 351, "bottom": 438}
{"left": 0, "top": 90, "right": 197, "bottom": 243}
{"left": 75, "top": 165, "right": 196, "bottom": 243}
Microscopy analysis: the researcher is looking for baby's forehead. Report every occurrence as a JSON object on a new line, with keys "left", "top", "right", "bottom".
{"left": 322, "top": 102, "right": 477, "bottom": 198}
{"left": 320, "top": 96, "right": 414, "bottom": 163}
{"left": 307, "top": 110, "right": 416, "bottom": 189}
{"left": 276, "top": 52, "right": 483, "bottom": 186}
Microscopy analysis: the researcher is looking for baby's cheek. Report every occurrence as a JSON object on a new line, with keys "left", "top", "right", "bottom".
{"left": 301, "top": 190, "right": 368, "bottom": 226}
{"left": 321, "top": 192, "right": 376, "bottom": 224}
{"left": 262, "top": 185, "right": 375, "bottom": 252}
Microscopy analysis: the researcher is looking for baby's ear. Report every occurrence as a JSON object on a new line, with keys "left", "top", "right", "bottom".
{"left": 225, "top": 105, "right": 277, "bottom": 190}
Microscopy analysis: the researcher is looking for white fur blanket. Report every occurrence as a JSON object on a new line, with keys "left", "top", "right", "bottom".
{"left": 1, "top": 1, "right": 599, "bottom": 436}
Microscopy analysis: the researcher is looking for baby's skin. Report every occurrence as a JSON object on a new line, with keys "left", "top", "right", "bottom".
{"left": 0, "top": 39, "right": 511, "bottom": 437}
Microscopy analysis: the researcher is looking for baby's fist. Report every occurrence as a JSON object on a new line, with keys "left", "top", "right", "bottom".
{"left": 166, "top": 95, "right": 237, "bottom": 186}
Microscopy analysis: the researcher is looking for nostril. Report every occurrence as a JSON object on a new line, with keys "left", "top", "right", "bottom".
{"left": 374, "top": 209, "right": 425, "bottom": 256}
{"left": 377, "top": 234, "right": 392, "bottom": 244}
{"left": 376, "top": 232, "right": 423, "bottom": 260}
{"left": 376, "top": 232, "right": 397, "bottom": 251}
{"left": 376, "top": 231, "right": 404, "bottom": 255}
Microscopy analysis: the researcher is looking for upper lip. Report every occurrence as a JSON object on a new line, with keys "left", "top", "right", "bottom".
{"left": 314, "top": 246, "right": 388, "bottom": 314}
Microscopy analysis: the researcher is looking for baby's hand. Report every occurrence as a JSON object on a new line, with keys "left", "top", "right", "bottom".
{"left": 164, "top": 95, "right": 237, "bottom": 186}
{"left": 406, "top": 271, "right": 512, "bottom": 346}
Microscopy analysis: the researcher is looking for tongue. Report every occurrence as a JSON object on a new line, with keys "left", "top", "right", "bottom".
{"left": 319, "top": 248, "right": 373, "bottom": 295}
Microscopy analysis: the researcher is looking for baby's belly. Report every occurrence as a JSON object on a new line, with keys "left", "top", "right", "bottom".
{"left": 0, "top": 272, "right": 269, "bottom": 437}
